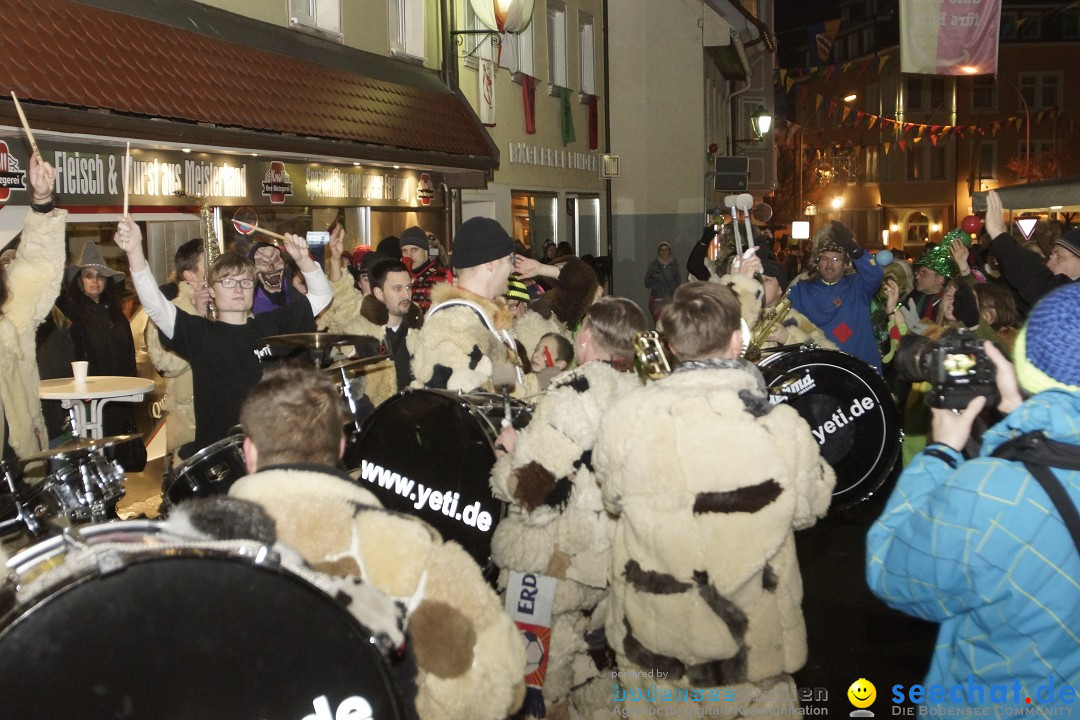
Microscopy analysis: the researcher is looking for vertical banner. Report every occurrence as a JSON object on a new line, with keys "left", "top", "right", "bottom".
{"left": 901, "top": 0, "right": 1001, "bottom": 75}
{"left": 806, "top": 19, "right": 842, "bottom": 66}
{"left": 478, "top": 36, "right": 496, "bottom": 127}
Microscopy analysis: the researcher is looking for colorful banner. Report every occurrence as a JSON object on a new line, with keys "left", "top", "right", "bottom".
{"left": 478, "top": 36, "right": 496, "bottom": 127}
{"left": 901, "top": 0, "right": 1001, "bottom": 75}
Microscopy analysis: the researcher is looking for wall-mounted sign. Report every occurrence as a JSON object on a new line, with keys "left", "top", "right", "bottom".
{"left": 507, "top": 142, "right": 600, "bottom": 173}
{"left": 0, "top": 133, "right": 443, "bottom": 210}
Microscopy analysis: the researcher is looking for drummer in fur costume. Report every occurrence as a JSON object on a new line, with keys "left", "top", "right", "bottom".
{"left": 408, "top": 217, "right": 530, "bottom": 394}
{"left": 594, "top": 282, "right": 835, "bottom": 715}
{"left": 228, "top": 365, "right": 526, "bottom": 720}
{"left": 688, "top": 223, "right": 834, "bottom": 353}
{"left": 489, "top": 297, "right": 648, "bottom": 720}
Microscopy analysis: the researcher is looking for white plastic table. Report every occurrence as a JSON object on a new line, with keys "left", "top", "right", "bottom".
{"left": 39, "top": 376, "right": 155, "bottom": 439}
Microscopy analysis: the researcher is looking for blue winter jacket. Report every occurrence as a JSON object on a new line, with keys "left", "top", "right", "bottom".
{"left": 867, "top": 390, "right": 1080, "bottom": 713}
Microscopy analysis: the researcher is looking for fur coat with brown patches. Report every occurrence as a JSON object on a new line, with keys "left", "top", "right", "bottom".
{"left": 229, "top": 466, "right": 526, "bottom": 720}
{"left": 1, "top": 209, "right": 67, "bottom": 459}
{"left": 717, "top": 272, "right": 836, "bottom": 351}
{"left": 407, "top": 283, "right": 521, "bottom": 394}
{"left": 594, "top": 361, "right": 834, "bottom": 694}
{"left": 528, "top": 257, "right": 599, "bottom": 329}
{"left": 489, "top": 361, "right": 642, "bottom": 713}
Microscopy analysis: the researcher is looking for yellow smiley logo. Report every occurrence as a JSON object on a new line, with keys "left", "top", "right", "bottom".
{"left": 847, "top": 678, "right": 876, "bottom": 709}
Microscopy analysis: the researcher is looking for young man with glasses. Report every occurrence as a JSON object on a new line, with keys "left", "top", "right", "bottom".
{"left": 114, "top": 216, "right": 332, "bottom": 458}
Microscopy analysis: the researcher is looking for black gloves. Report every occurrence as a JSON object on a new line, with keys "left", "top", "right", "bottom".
{"left": 952, "top": 284, "right": 980, "bottom": 328}
{"left": 699, "top": 223, "right": 718, "bottom": 246}
{"left": 829, "top": 220, "right": 862, "bottom": 258}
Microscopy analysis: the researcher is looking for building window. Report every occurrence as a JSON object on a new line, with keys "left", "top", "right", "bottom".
{"left": 547, "top": 2, "right": 567, "bottom": 88}
{"left": 389, "top": 0, "right": 425, "bottom": 60}
{"left": 907, "top": 146, "right": 922, "bottom": 181}
{"left": 905, "top": 78, "right": 924, "bottom": 111}
{"left": 929, "top": 78, "right": 946, "bottom": 110}
{"left": 978, "top": 141, "right": 997, "bottom": 180}
{"left": 499, "top": 22, "right": 535, "bottom": 77}
{"left": 579, "top": 12, "right": 595, "bottom": 95}
{"left": 1064, "top": 10, "right": 1080, "bottom": 39}
{"left": 864, "top": 146, "right": 879, "bottom": 183}
{"left": 1019, "top": 72, "right": 1062, "bottom": 110}
{"left": 461, "top": 0, "right": 486, "bottom": 65}
{"left": 929, "top": 145, "right": 946, "bottom": 181}
{"left": 971, "top": 76, "right": 996, "bottom": 111}
{"left": 289, "top": 0, "right": 341, "bottom": 39}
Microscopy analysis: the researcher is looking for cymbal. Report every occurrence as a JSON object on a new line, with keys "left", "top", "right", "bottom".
{"left": 261, "top": 333, "right": 366, "bottom": 352}
{"left": 18, "top": 434, "right": 141, "bottom": 464}
{"left": 323, "top": 354, "right": 391, "bottom": 374}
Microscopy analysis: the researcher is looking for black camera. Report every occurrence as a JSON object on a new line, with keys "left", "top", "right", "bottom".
{"left": 894, "top": 329, "right": 999, "bottom": 410}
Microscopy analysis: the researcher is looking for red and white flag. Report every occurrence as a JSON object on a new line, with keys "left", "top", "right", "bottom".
{"left": 901, "top": 0, "right": 1001, "bottom": 75}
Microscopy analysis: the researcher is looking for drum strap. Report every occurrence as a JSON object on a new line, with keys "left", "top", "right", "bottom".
{"left": 991, "top": 430, "right": 1080, "bottom": 555}
{"left": 427, "top": 299, "right": 525, "bottom": 385}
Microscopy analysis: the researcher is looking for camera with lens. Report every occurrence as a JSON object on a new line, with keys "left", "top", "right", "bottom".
{"left": 894, "top": 329, "right": 999, "bottom": 410}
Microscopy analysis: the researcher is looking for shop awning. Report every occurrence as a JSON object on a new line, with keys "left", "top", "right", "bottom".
{"left": 972, "top": 175, "right": 1080, "bottom": 212}
{"left": 0, "top": 0, "right": 498, "bottom": 173}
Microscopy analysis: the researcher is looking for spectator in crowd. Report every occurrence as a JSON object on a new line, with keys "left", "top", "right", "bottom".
{"left": 787, "top": 221, "right": 884, "bottom": 372}
{"left": 643, "top": 241, "right": 683, "bottom": 322}
{"left": 399, "top": 226, "right": 451, "bottom": 313}
{"left": 867, "top": 282, "right": 1080, "bottom": 714}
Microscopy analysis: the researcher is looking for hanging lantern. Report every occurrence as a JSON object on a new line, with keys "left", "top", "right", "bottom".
{"left": 469, "top": 0, "right": 535, "bottom": 34}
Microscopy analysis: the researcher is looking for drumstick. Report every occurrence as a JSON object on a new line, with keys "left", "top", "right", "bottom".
{"left": 10, "top": 92, "right": 43, "bottom": 164}
{"left": 233, "top": 220, "right": 285, "bottom": 247}
{"left": 123, "top": 142, "right": 130, "bottom": 218}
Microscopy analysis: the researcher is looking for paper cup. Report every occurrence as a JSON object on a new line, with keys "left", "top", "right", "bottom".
{"left": 72, "top": 361, "right": 89, "bottom": 386}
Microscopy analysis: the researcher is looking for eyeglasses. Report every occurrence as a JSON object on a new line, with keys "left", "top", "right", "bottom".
{"left": 216, "top": 277, "right": 255, "bottom": 289}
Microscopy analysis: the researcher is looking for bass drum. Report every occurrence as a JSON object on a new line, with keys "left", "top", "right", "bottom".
{"left": 344, "top": 389, "right": 531, "bottom": 576}
{"left": 757, "top": 346, "right": 901, "bottom": 511}
{"left": 0, "top": 521, "right": 408, "bottom": 720}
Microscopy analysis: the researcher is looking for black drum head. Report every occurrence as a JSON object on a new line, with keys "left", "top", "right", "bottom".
{"left": 344, "top": 390, "right": 503, "bottom": 570}
{"left": 0, "top": 555, "right": 406, "bottom": 720}
{"left": 759, "top": 348, "right": 901, "bottom": 511}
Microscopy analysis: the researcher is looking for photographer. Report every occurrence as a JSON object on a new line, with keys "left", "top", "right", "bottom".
{"left": 866, "top": 283, "right": 1080, "bottom": 712}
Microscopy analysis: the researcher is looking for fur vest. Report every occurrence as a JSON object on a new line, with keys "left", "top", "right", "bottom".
{"left": 321, "top": 275, "right": 398, "bottom": 408}
{"left": 594, "top": 361, "right": 835, "bottom": 687}
{"left": 0, "top": 209, "right": 67, "bottom": 458}
{"left": 407, "top": 283, "right": 519, "bottom": 394}
{"left": 718, "top": 273, "right": 836, "bottom": 351}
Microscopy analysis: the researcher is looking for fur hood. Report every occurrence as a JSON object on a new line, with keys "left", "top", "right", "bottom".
{"left": 360, "top": 293, "right": 423, "bottom": 331}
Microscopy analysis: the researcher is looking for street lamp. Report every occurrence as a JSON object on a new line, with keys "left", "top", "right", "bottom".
{"left": 731, "top": 105, "right": 773, "bottom": 154}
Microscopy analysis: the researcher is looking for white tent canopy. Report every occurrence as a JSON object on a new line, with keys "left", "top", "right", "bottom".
{"left": 972, "top": 175, "right": 1080, "bottom": 212}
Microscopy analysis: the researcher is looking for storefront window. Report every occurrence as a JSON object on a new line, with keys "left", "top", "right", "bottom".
{"left": 511, "top": 192, "right": 558, "bottom": 257}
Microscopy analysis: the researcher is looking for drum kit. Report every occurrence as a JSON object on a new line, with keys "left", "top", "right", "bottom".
{"left": 0, "top": 434, "right": 138, "bottom": 540}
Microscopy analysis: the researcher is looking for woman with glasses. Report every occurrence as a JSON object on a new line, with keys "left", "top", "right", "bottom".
{"left": 113, "top": 217, "right": 333, "bottom": 459}
{"left": 58, "top": 242, "right": 141, "bottom": 463}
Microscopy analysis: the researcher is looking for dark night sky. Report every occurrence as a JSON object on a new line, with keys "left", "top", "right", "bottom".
{"left": 773, "top": 0, "right": 844, "bottom": 35}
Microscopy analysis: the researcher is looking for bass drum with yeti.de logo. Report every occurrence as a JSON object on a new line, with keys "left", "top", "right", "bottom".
{"left": 0, "top": 521, "right": 408, "bottom": 720}
{"left": 757, "top": 346, "right": 901, "bottom": 511}
{"left": 344, "top": 389, "right": 531, "bottom": 578}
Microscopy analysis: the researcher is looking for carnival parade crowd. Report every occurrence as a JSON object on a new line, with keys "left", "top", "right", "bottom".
{"left": 0, "top": 156, "right": 1078, "bottom": 718}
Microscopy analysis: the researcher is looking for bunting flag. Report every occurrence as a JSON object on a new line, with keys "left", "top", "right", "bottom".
{"left": 521, "top": 74, "right": 536, "bottom": 135}
{"left": 559, "top": 86, "right": 575, "bottom": 146}
{"left": 900, "top": 0, "right": 1002, "bottom": 75}
{"left": 883, "top": 141, "right": 892, "bottom": 155}
{"left": 807, "top": 18, "right": 842, "bottom": 64}
{"left": 477, "top": 36, "right": 496, "bottom": 126}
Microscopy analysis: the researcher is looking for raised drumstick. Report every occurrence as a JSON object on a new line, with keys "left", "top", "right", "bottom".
{"left": 233, "top": 220, "right": 285, "bottom": 247}
{"left": 123, "top": 142, "right": 131, "bottom": 217}
{"left": 10, "top": 92, "right": 43, "bottom": 164}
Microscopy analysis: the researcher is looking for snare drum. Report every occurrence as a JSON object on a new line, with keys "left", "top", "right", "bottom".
{"left": 41, "top": 452, "right": 126, "bottom": 523}
{"left": 0, "top": 521, "right": 409, "bottom": 719}
{"left": 162, "top": 434, "right": 246, "bottom": 507}
{"left": 344, "top": 389, "right": 531, "bottom": 573}
{"left": 757, "top": 346, "right": 901, "bottom": 510}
